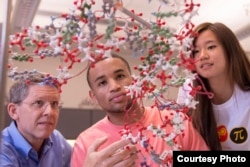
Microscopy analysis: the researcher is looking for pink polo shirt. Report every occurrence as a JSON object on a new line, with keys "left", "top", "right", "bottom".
{"left": 71, "top": 107, "right": 208, "bottom": 167}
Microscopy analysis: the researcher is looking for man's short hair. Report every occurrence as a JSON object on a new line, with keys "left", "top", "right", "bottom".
{"left": 9, "top": 74, "right": 59, "bottom": 104}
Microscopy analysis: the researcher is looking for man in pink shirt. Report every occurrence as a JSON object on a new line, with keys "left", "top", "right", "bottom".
{"left": 71, "top": 54, "right": 209, "bottom": 167}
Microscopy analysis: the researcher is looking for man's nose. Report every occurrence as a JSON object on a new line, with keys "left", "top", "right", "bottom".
{"left": 43, "top": 102, "right": 58, "bottom": 115}
{"left": 109, "top": 79, "right": 121, "bottom": 92}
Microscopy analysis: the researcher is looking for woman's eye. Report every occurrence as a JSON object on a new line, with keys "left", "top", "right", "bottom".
{"left": 208, "top": 45, "right": 216, "bottom": 50}
{"left": 192, "top": 50, "right": 199, "bottom": 58}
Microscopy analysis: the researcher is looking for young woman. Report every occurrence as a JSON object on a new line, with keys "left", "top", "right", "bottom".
{"left": 185, "top": 22, "right": 250, "bottom": 150}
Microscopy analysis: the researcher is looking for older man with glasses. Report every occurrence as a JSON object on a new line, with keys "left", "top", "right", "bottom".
{"left": 0, "top": 75, "right": 72, "bottom": 167}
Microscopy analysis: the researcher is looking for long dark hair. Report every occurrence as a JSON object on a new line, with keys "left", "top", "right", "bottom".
{"left": 190, "top": 22, "right": 250, "bottom": 150}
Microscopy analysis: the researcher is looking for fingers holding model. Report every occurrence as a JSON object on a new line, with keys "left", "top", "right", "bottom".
{"left": 83, "top": 136, "right": 138, "bottom": 167}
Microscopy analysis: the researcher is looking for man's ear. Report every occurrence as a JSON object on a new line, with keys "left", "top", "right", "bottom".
{"left": 89, "top": 90, "right": 97, "bottom": 103}
{"left": 7, "top": 103, "right": 19, "bottom": 120}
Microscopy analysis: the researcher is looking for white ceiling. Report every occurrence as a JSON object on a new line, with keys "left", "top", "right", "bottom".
{"left": 1, "top": 0, "right": 250, "bottom": 52}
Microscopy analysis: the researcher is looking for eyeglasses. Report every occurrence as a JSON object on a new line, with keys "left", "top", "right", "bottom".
{"left": 19, "top": 100, "right": 62, "bottom": 111}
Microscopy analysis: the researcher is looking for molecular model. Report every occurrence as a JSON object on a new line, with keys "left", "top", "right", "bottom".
{"left": 8, "top": 0, "right": 206, "bottom": 166}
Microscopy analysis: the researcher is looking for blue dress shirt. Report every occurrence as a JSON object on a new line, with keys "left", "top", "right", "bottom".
{"left": 0, "top": 122, "right": 72, "bottom": 167}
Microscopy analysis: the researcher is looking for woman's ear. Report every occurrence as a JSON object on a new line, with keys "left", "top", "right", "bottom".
{"left": 7, "top": 103, "right": 19, "bottom": 120}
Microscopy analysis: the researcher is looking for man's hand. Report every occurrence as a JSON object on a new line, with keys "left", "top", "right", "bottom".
{"left": 83, "top": 136, "right": 138, "bottom": 167}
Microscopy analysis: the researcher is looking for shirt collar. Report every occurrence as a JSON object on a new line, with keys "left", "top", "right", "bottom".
{"left": 8, "top": 121, "right": 53, "bottom": 157}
